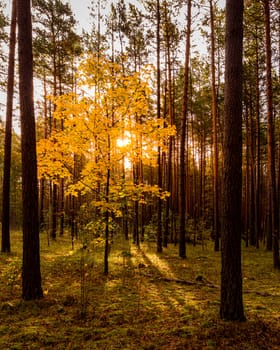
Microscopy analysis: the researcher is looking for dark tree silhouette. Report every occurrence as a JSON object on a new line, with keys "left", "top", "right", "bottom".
{"left": 17, "top": 0, "right": 43, "bottom": 300}
{"left": 1, "top": 0, "right": 16, "bottom": 253}
{"left": 179, "top": 0, "right": 191, "bottom": 258}
{"left": 220, "top": 0, "right": 245, "bottom": 321}
{"left": 156, "top": 0, "right": 162, "bottom": 253}
{"left": 263, "top": 0, "right": 280, "bottom": 268}
{"left": 209, "top": 0, "right": 220, "bottom": 252}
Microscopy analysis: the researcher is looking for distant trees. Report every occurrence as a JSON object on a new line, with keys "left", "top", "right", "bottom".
{"left": 242, "top": 0, "right": 280, "bottom": 268}
{"left": 32, "top": 0, "right": 80, "bottom": 97}
{"left": 32, "top": 0, "right": 81, "bottom": 238}
{"left": 242, "top": 0, "right": 262, "bottom": 249}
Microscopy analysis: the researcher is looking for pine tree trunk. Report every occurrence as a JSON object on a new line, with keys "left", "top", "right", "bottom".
{"left": 38, "top": 74, "right": 47, "bottom": 230}
{"left": 104, "top": 136, "right": 111, "bottom": 275}
{"left": 263, "top": 0, "right": 280, "bottom": 268}
{"left": 163, "top": 0, "right": 174, "bottom": 248}
{"left": 254, "top": 42, "right": 261, "bottom": 248}
{"left": 1, "top": 0, "right": 16, "bottom": 253}
{"left": 18, "top": 0, "right": 43, "bottom": 300}
{"left": 179, "top": 0, "right": 191, "bottom": 258}
{"left": 210, "top": 0, "right": 220, "bottom": 251}
{"left": 220, "top": 0, "right": 245, "bottom": 321}
{"left": 156, "top": 0, "right": 162, "bottom": 253}
{"left": 248, "top": 88, "right": 256, "bottom": 246}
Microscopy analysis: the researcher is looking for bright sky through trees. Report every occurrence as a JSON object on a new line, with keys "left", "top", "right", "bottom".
{"left": 68, "top": 0, "right": 91, "bottom": 33}
{"left": 2, "top": 0, "right": 226, "bottom": 41}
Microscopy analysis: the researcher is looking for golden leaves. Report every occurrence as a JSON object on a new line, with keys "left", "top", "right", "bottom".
{"left": 37, "top": 53, "right": 176, "bottom": 209}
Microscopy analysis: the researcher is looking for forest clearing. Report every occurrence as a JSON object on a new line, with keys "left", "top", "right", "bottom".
{"left": 0, "top": 231, "right": 279, "bottom": 350}
{"left": 1, "top": 1, "right": 280, "bottom": 348}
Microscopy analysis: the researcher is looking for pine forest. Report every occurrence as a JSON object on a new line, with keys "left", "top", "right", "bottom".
{"left": 0, "top": 0, "right": 279, "bottom": 349}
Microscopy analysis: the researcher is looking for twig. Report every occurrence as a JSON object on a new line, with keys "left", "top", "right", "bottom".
{"left": 141, "top": 272, "right": 219, "bottom": 289}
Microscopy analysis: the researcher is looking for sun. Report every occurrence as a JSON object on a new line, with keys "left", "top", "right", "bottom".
{"left": 116, "top": 132, "right": 132, "bottom": 170}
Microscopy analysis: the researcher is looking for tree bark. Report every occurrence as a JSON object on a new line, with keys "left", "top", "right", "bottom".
{"left": 254, "top": 38, "right": 261, "bottom": 248}
{"left": 179, "top": 0, "right": 191, "bottom": 258}
{"left": 210, "top": 0, "right": 220, "bottom": 252}
{"left": 263, "top": 0, "right": 280, "bottom": 268}
{"left": 156, "top": 0, "right": 162, "bottom": 253}
{"left": 1, "top": 0, "right": 16, "bottom": 253}
{"left": 220, "top": 0, "right": 245, "bottom": 321}
{"left": 18, "top": 0, "right": 43, "bottom": 300}
{"left": 163, "top": 1, "right": 174, "bottom": 248}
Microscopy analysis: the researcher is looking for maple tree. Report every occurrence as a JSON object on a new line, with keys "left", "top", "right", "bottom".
{"left": 37, "top": 53, "right": 175, "bottom": 271}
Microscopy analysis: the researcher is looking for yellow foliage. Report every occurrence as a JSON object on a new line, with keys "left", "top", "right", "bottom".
{"left": 37, "top": 53, "right": 176, "bottom": 209}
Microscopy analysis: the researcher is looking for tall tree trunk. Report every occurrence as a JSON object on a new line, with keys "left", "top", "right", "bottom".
{"left": 133, "top": 162, "right": 140, "bottom": 246}
{"left": 39, "top": 70, "right": 48, "bottom": 230}
{"left": 18, "top": 0, "right": 43, "bottom": 300}
{"left": 220, "top": 0, "right": 245, "bottom": 321}
{"left": 50, "top": 19, "right": 58, "bottom": 240}
{"left": 133, "top": 114, "right": 140, "bottom": 246}
{"left": 156, "top": 0, "right": 162, "bottom": 253}
{"left": 163, "top": 1, "right": 174, "bottom": 248}
{"left": 263, "top": 0, "right": 280, "bottom": 268}
{"left": 248, "top": 86, "right": 256, "bottom": 246}
{"left": 179, "top": 0, "right": 191, "bottom": 258}
{"left": 254, "top": 39, "right": 261, "bottom": 248}
{"left": 210, "top": 0, "right": 220, "bottom": 251}
{"left": 104, "top": 164, "right": 110, "bottom": 275}
{"left": 1, "top": 0, "right": 17, "bottom": 253}
{"left": 51, "top": 182, "right": 58, "bottom": 240}
{"left": 244, "top": 100, "right": 250, "bottom": 246}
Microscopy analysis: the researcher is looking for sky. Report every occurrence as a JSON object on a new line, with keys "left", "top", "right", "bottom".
{"left": 3, "top": 0, "right": 92, "bottom": 32}
{"left": 69, "top": 0, "right": 91, "bottom": 33}
{"left": 3, "top": 0, "right": 225, "bottom": 42}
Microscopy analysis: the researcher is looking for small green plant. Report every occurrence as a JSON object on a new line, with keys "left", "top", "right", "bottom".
{"left": 121, "top": 250, "right": 132, "bottom": 266}
{"left": 143, "top": 223, "right": 157, "bottom": 242}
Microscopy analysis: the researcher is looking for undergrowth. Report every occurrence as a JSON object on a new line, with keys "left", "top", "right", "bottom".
{"left": 0, "top": 231, "right": 279, "bottom": 349}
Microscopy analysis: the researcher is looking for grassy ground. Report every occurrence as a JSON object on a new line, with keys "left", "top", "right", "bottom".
{"left": 0, "top": 231, "right": 279, "bottom": 349}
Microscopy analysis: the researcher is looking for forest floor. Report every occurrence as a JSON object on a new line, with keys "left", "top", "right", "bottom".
{"left": 0, "top": 231, "right": 279, "bottom": 350}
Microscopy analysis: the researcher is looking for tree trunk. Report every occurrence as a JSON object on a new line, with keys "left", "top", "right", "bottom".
{"left": 248, "top": 87, "right": 256, "bottom": 246}
{"left": 156, "top": 0, "right": 162, "bottom": 253}
{"left": 263, "top": 0, "right": 280, "bottom": 268}
{"left": 210, "top": 0, "right": 220, "bottom": 251}
{"left": 18, "top": 0, "right": 43, "bottom": 300}
{"left": 1, "top": 0, "right": 16, "bottom": 253}
{"left": 220, "top": 0, "right": 245, "bottom": 321}
{"left": 39, "top": 71, "right": 48, "bottom": 230}
{"left": 254, "top": 39, "right": 261, "bottom": 248}
{"left": 179, "top": 0, "right": 191, "bottom": 258}
{"left": 104, "top": 132, "right": 112, "bottom": 275}
{"left": 104, "top": 167, "right": 110, "bottom": 275}
{"left": 163, "top": 1, "right": 174, "bottom": 248}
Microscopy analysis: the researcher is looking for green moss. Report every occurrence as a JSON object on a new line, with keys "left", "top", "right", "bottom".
{"left": 0, "top": 231, "right": 279, "bottom": 350}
